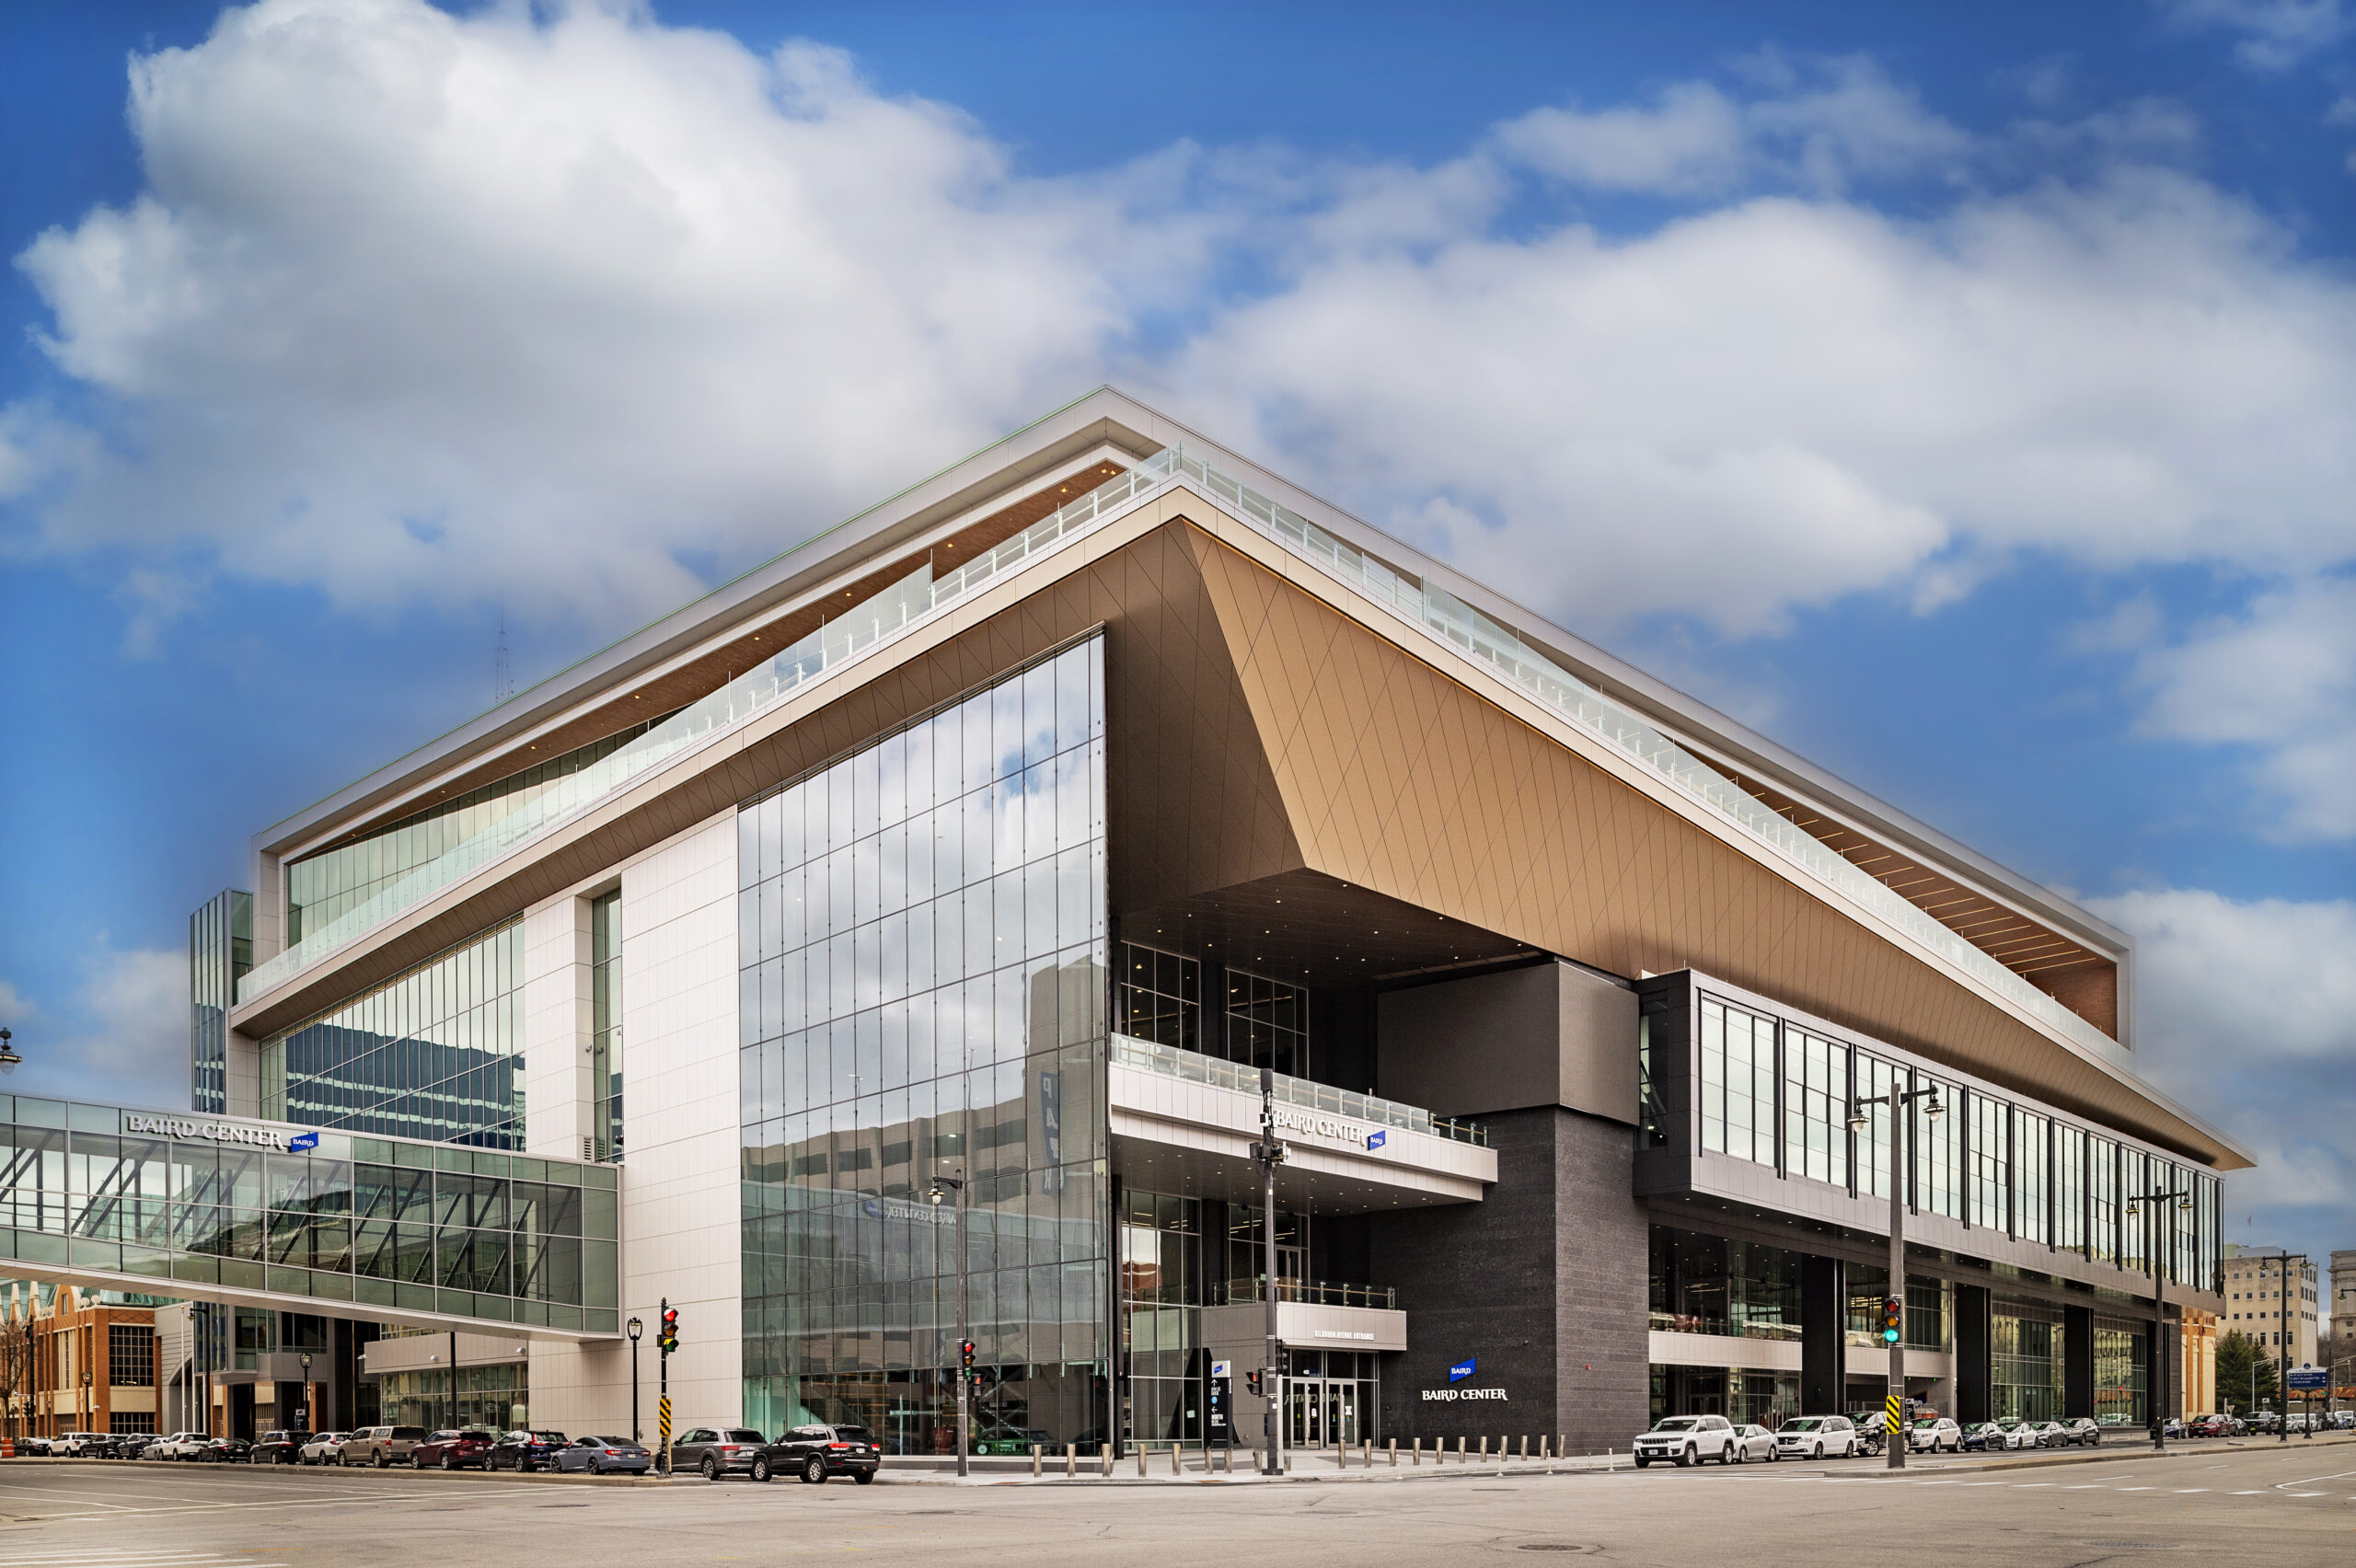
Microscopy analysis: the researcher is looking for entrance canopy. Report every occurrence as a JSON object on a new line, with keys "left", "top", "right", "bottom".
{"left": 0, "top": 1094, "right": 619, "bottom": 1340}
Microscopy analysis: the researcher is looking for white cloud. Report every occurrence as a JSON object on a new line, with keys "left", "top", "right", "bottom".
{"left": 2134, "top": 575, "right": 2356, "bottom": 839}
{"left": 0, "top": 946, "right": 189, "bottom": 1110}
{"left": 2092, "top": 887, "right": 2356, "bottom": 1218}
{"left": 2156, "top": 0, "right": 2353, "bottom": 70}
{"left": 1173, "top": 167, "right": 2356, "bottom": 636}
{"left": 6, "top": 0, "right": 1209, "bottom": 626}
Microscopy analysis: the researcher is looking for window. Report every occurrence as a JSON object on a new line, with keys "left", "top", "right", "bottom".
{"left": 1782, "top": 1030, "right": 1848, "bottom": 1188}
{"left": 590, "top": 890, "right": 622, "bottom": 1162}
{"left": 1913, "top": 1074, "right": 1963, "bottom": 1220}
{"left": 2089, "top": 1137, "right": 2119, "bottom": 1266}
{"left": 1699, "top": 997, "right": 1775, "bottom": 1170}
{"left": 1854, "top": 1054, "right": 1899, "bottom": 1200}
{"left": 1120, "top": 1190, "right": 1201, "bottom": 1445}
{"left": 1969, "top": 1092, "right": 2009, "bottom": 1232}
{"left": 1116, "top": 944, "right": 1198, "bottom": 1054}
{"left": 1224, "top": 970, "right": 1307, "bottom": 1078}
{"left": 109, "top": 1323, "right": 153, "bottom": 1385}
{"left": 1637, "top": 1013, "right": 1668, "bottom": 1147}
{"left": 2053, "top": 1124, "right": 2085, "bottom": 1256}
{"left": 2015, "top": 1111, "right": 2050, "bottom": 1245}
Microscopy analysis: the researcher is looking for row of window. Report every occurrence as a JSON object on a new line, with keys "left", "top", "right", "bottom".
{"left": 1114, "top": 944, "right": 1312, "bottom": 1080}
{"left": 1690, "top": 995, "right": 2223, "bottom": 1291}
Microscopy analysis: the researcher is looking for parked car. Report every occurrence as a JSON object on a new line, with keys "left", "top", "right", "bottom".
{"left": 2332, "top": 1411, "right": 2354, "bottom": 1431}
{"left": 553, "top": 1435, "right": 653, "bottom": 1475}
{"left": 1906, "top": 1417, "right": 1963, "bottom": 1453}
{"left": 2190, "top": 1414, "right": 2232, "bottom": 1437}
{"left": 1961, "top": 1422, "right": 2008, "bottom": 1452}
{"left": 674, "top": 1427, "right": 768, "bottom": 1481}
{"left": 1631, "top": 1414, "right": 1738, "bottom": 1468}
{"left": 103, "top": 1434, "right": 154, "bottom": 1458}
{"left": 1773, "top": 1415, "right": 1861, "bottom": 1459}
{"left": 298, "top": 1433, "right": 350, "bottom": 1465}
{"left": 252, "top": 1430, "right": 311, "bottom": 1465}
{"left": 145, "top": 1431, "right": 209, "bottom": 1460}
{"left": 49, "top": 1432, "right": 105, "bottom": 1457}
{"left": 1727, "top": 1424, "right": 1778, "bottom": 1463}
{"left": 411, "top": 1428, "right": 501, "bottom": 1470}
{"left": 1845, "top": 1411, "right": 1891, "bottom": 1456}
{"left": 2016, "top": 1421, "right": 2069, "bottom": 1448}
{"left": 754, "top": 1423, "right": 883, "bottom": 1485}
{"left": 13, "top": 1435, "right": 52, "bottom": 1456}
{"left": 489, "top": 1430, "right": 570, "bottom": 1472}
{"left": 342, "top": 1424, "right": 429, "bottom": 1467}
{"left": 198, "top": 1437, "right": 252, "bottom": 1463}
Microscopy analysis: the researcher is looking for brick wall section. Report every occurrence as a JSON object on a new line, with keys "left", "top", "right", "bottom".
{"left": 1553, "top": 1106, "right": 1651, "bottom": 1454}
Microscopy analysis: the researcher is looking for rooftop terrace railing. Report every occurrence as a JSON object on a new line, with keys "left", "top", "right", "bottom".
{"left": 1111, "top": 1032, "right": 1488, "bottom": 1147}
{"left": 247, "top": 438, "right": 2122, "bottom": 1076}
{"left": 1222, "top": 1276, "right": 1398, "bottom": 1310}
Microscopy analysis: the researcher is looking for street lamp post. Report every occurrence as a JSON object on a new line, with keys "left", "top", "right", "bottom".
{"left": 1848, "top": 1079, "right": 1943, "bottom": 1471}
{"left": 1253, "top": 1066, "right": 1288, "bottom": 1477}
{"left": 300, "top": 1353, "right": 312, "bottom": 1433}
{"left": 2124, "top": 1185, "right": 2192, "bottom": 1451}
{"left": 929, "top": 1170, "right": 968, "bottom": 1479}
{"left": 2273, "top": 1253, "right": 2308, "bottom": 1443}
{"left": 626, "top": 1317, "right": 642, "bottom": 1444}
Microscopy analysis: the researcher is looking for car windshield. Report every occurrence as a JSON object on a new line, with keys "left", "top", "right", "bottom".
{"left": 1652, "top": 1418, "right": 1699, "bottom": 1432}
{"left": 834, "top": 1426, "right": 875, "bottom": 1443}
{"left": 1781, "top": 1418, "right": 1820, "bottom": 1431}
{"left": 725, "top": 1429, "right": 764, "bottom": 1443}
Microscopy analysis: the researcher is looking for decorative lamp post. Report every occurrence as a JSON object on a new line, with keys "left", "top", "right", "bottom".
{"left": 300, "top": 1352, "right": 313, "bottom": 1433}
{"left": 0, "top": 1027, "right": 19, "bottom": 1072}
{"left": 1847, "top": 1078, "right": 1944, "bottom": 1470}
{"left": 626, "top": 1317, "right": 643, "bottom": 1443}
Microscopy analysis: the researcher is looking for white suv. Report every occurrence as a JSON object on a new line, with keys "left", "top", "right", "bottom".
{"left": 52, "top": 1432, "right": 106, "bottom": 1457}
{"left": 149, "top": 1431, "right": 213, "bottom": 1460}
{"left": 1633, "top": 1414, "right": 1738, "bottom": 1467}
{"left": 1774, "top": 1415, "right": 1862, "bottom": 1459}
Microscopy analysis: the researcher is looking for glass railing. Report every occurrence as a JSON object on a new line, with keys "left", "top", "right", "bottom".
{"left": 1223, "top": 1276, "right": 1398, "bottom": 1310}
{"left": 243, "top": 455, "right": 1185, "bottom": 1003}
{"left": 1146, "top": 444, "right": 2126, "bottom": 1067}
{"left": 1110, "top": 1032, "right": 1488, "bottom": 1147}
{"left": 1648, "top": 1311, "right": 1803, "bottom": 1343}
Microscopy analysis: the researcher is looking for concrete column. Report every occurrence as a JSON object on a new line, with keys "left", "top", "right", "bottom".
{"left": 1954, "top": 1284, "right": 1992, "bottom": 1424}
{"left": 1800, "top": 1255, "right": 1846, "bottom": 1414}
{"left": 2064, "top": 1305, "right": 2094, "bottom": 1420}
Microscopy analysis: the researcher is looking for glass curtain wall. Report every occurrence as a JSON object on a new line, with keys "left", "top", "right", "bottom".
{"left": 1698, "top": 997, "right": 1775, "bottom": 1169}
{"left": 1647, "top": 1225, "right": 1802, "bottom": 1340}
{"left": 1115, "top": 945, "right": 1199, "bottom": 1053}
{"left": 1914, "top": 1075, "right": 1965, "bottom": 1221}
{"left": 590, "top": 892, "right": 623, "bottom": 1162}
{"left": 1992, "top": 1297, "right": 2067, "bottom": 1421}
{"left": 190, "top": 892, "right": 252, "bottom": 1116}
{"left": 2090, "top": 1138, "right": 2119, "bottom": 1265}
{"left": 284, "top": 716, "right": 668, "bottom": 943}
{"left": 258, "top": 923, "right": 525, "bottom": 1148}
{"left": 1120, "top": 1190, "right": 1201, "bottom": 1447}
{"left": 379, "top": 1361, "right": 528, "bottom": 1430}
{"left": 1222, "top": 972, "right": 1307, "bottom": 1078}
{"left": 2055, "top": 1124, "right": 2086, "bottom": 1255}
{"left": 2017, "top": 1111, "right": 2050, "bottom": 1246}
{"left": 1854, "top": 1053, "right": 1899, "bottom": 1200}
{"left": 738, "top": 636, "right": 1109, "bottom": 1456}
{"left": 1970, "top": 1091, "right": 2009, "bottom": 1233}
{"left": 2094, "top": 1322, "right": 2147, "bottom": 1425}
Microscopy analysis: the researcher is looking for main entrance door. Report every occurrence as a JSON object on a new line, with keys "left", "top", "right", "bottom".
{"left": 1286, "top": 1378, "right": 1369, "bottom": 1447}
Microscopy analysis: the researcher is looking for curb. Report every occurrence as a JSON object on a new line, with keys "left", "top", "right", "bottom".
{"left": 0, "top": 1456, "right": 669, "bottom": 1486}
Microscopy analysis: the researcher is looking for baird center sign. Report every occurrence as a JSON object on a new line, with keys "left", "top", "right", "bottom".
{"left": 122, "top": 1113, "right": 312, "bottom": 1152}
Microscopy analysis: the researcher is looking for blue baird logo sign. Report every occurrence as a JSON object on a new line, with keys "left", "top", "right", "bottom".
{"left": 1366, "top": 1129, "right": 1387, "bottom": 1150}
{"left": 1449, "top": 1357, "right": 1476, "bottom": 1383}
{"left": 288, "top": 1131, "right": 320, "bottom": 1152}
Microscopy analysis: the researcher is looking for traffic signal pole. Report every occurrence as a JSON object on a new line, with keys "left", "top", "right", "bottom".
{"left": 1885, "top": 1088, "right": 1908, "bottom": 1472}
{"left": 930, "top": 1170, "right": 970, "bottom": 1479}
{"left": 1256, "top": 1066, "right": 1286, "bottom": 1478}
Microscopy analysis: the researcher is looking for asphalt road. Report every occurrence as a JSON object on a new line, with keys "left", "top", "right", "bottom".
{"left": 4, "top": 1441, "right": 2353, "bottom": 1568}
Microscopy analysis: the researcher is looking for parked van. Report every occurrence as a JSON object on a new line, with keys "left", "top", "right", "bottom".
{"left": 341, "top": 1425, "right": 429, "bottom": 1467}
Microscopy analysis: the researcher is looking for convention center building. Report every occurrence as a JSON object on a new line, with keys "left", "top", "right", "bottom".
{"left": 7, "top": 389, "right": 2247, "bottom": 1455}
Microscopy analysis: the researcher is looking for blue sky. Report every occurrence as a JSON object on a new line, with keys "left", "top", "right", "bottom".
{"left": 1, "top": 1, "right": 2351, "bottom": 1267}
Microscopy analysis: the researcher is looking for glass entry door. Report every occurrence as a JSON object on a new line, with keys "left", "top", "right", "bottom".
{"left": 1286, "top": 1378, "right": 1366, "bottom": 1447}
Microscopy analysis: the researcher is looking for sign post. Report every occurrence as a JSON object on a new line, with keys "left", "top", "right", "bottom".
{"left": 657, "top": 1297, "right": 678, "bottom": 1473}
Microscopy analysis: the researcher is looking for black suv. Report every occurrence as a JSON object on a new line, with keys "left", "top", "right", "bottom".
{"left": 253, "top": 1430, "right": 312, "bottom": 1465}
{"left": 753, "top": 1424, "right": 883, "bottom": 1485}
{"left": 490, "top": 1430, "right": 570, "bottom": 1472}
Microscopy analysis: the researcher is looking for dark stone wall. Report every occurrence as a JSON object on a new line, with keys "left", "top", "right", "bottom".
{"left": 1955, "top": 1284, "right": 1992, "bottom": 1424}
{"left": 1801, "top": 1255, "right": 1846, "bottom": 1413}
{"left": 1370, "top": 1105, "right": 1650, "bottom": 1455}
{"left": 2064, "top": 1305, "right": 2094, "bottom": 1419}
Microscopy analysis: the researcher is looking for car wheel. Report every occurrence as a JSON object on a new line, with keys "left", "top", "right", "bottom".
{"left": 439, "top": 1453, "right": 454, "bottom": 1470}
{"left": 375, "top": 1450, "right": 387, "bottom": 1469}
{"left": 752, "top": 1457, "right": 773, "bottom": 1483}
{"left": 703, "top": 1457, "right": 721, "bottom": 1482}
{"left": 803, "top": 1456, "right": 828, "bottom": 1485}
{"left": 1634, "top": 1456, "right": 1650, "bottom": 1469}
{"left": 853, "top": 1469, "right": 874, "bottom": 1485}
{"left": 1719, "top": 1443, "right": 1734, "bottom": 1465}
{"left": 1676, "top": 1445, "right": 1693, "bottom": 1468}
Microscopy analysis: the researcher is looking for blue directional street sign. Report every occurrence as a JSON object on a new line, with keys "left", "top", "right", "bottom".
{"left": 2287, "top": 1364, "right": 2327, "bottom": 1391}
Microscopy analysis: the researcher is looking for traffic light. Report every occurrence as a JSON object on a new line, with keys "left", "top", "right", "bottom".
{"left": 960, "top": 1339, "right": 975, "bottom": 1372}
{"left": 1245, "top": 1369, "right": 1263, "bottom": 1397}
{"left": 1881, "top": 1296, "right": 1902, "bottom": 1344}
{"left": 660, "top": 1305, "right": 681, "bottom": 1354}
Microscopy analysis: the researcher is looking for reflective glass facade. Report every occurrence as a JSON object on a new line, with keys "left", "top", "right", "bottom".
{"left": 1648, "top": 1225, "right": 1801, "bottom": 1340}
{"left": 0, "top": 1098, "right": 616, "bottom": 1331}
{"left": 738, "top": 637, "right": 1108, "bottom": 1454}
{"left": 1699, "top": 997, "right": 1775, "bottom": 1168}
{"left": 260, "top": 922, "right": 525, "bottom": 1148}
{"left": 284, "top": 716, "right": 667, "bottom": 943}
{"left": 590, "top": 890, "right": 623, "bottom": 1162}
{"left": 1992, "top": 1296, "right": 2066, "bottom": 1422}
{"left": 189, "top": 891, "right": 252, "bottom": 1116}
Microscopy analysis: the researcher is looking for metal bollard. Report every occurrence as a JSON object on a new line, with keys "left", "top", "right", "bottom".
{"left": 1066, "top": 1443, "right": 1076, "bottom": 1478}
{"left": 1031, "top": 1443, "right": 1042, "bottom": 1479}
{"left": 1136, "top": 1447, "right": 1147, "bottom": 1478}
{"left": 1100, "top": 1445, "right": 1112, "bottom": 1477}
{"left": 1458, "top": 1435, "right": 1468, "bottom": 1465}
{"left": 1519, "top": 1435, "right": 1528, "bottom": 1460}
{"left": 1388, "top": 1437, "right": 1397, "bottom": 1468}
{"left": 1170, "top": 1446, "right": 1182, "bottom": 1477}
{"left": 1412, "top": 1436, "right": 1422, "bottom": 1465}
{"left": 1477, "top": 1435, "right": 1488, "bottom": 1461}
{"left": 1362, "top": 1439, "right": 1371, "bottom": 1469}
